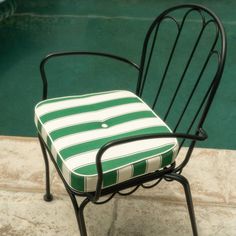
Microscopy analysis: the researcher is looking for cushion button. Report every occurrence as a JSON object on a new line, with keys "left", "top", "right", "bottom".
{"left": 101, "top": 123, "right": 108, "bottom": 128}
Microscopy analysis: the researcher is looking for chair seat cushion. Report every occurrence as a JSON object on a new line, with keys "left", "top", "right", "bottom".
{"left": 35, "top": 90, "right": 178, "bottom": 192}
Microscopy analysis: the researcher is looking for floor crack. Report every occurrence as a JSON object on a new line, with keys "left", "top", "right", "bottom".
{"left": 13, "top": 215, "right": 45, "bottom": 227}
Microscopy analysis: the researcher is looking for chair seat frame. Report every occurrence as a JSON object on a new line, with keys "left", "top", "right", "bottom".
{"left": 37, "top": 4, "right": 226, "bottom": 236}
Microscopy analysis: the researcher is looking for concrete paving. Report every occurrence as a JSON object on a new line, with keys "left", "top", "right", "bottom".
{"left": 0, "top": 136, "right": 236, "bottom": 235}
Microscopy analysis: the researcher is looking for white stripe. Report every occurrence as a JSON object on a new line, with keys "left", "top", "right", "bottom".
{"left": 54, "top": 117, "right": 165, "bottom": 151}
{"left": 171, "top": 145, "right": 179, "bottom": 163}
{"left": 118, "top": 166, "right": 133, "bottom": 183}
{"left": 34, "top": 115, "right": 38, "bottom": 128}
{"left": 41, "top": 102, "right": 151, "bottom": 133}
{"left": 61, "top": 161, "right": 71, "bottom": 185}
{"left": 65, "top": 139, "right": 177, "bottom": 172}
{"left": 51, "top": 145, "right": 57, "bottom": 159}
{"left": 85, "top": 176, "right": 97, "bottom": 192}
{"left": 146, "top": 156, "right": 161, "bottom": 173}
{"left": 36, "top": 90, "right": 136, "bottom": 116}
{"left": 41, "top": 127, "right": 48, "bottom": 142}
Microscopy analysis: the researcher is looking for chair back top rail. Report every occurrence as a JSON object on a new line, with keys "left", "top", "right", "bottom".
{"left": 136, "top": 4, "right": 226, "bottom": 140}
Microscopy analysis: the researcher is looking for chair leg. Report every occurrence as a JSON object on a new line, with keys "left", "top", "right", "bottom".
{"left": 38, "top": 134, "right": 89, "bottom": 235}
{"left": 38, "top": 135, "right": 53, "bottom": 202}
{"left": 165, "top": 173, "right": 198, "bottom": 236}
{"left": 78, "top": 198, "right": 90, "bottom": 236}
{"left": 67, "top": 192, "right": 90, "bottom": 236}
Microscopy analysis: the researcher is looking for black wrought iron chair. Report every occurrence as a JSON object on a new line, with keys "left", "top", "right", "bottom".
{"left": 35, "top": 4, "right": 226, "bottom": 236}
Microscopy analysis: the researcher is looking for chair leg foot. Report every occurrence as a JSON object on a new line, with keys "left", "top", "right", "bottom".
{"left": 44, "top": 193, "right": 53, "bottom": 202}
{"left": 38, "top": 135, "right": 53, "bottom": 202}
{"left": 165, "top": 173, "right": 198, "bottom": 236}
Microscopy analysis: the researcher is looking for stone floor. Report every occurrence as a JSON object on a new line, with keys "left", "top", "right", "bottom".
{"left": 0, "top": 136, "right": 236, "bottom": 236}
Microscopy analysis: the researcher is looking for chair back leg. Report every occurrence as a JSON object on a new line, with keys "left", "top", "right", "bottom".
{"left": 165, "top": 173, "right": 198, "bottom": 236}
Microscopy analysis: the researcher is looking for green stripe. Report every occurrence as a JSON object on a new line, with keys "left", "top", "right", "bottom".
{"left": 37, "top": 120, "right": 42, "bottom": 133}
{"left": 36, "top": 90, "right": 117, "bottom": 107}
{"left": 40, "top": 97, "right": 140, "bottom": 123}
{"left": 75, "top": 144, "right": 174, "bottom": 175}
{"left": 133, "top": 160, "right": 147, "bottom": 177}
{"left": 47, "top": 136, "right": 52, "bottom": 149}
{"left": 57, "top": 155, "right": 63, "bottom": 171}
{"left": 60, "top": 126, "right": 170, "bottom": 159}
{"left": 50, "top": 111, "right": 156, "bottom": 141}
{"left": 71, "top": 172, "right": 84, "bottom": 192}
{"left": 161, "top": 150, "right": 174, "bottom": 167}
{"left": 103, "top": 171, "right": 117, "bottom": 188}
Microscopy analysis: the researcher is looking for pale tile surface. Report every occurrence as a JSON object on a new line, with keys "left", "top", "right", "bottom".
{"left": 112, "top": 198, "right": 236, "bottom": 236}
{"left": 0, "top": 137, "right": 45, "bottom": 191}
{"left": 0, "top": 190, "right": 115, "bottom": 236}
{"left": 0, "top": 191, "right": 78, "bottom": 236}
{"left": 196, "top": 204, "right": 236, "bottom": 236}
{"left": 112, "top": 198, "right": 191, "bottom": 236}
{"left": 0, "top": 136, "right": 236, "bottom": 236}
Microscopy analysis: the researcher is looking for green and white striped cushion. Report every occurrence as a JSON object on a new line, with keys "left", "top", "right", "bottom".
{"left": 35, "top": 90, "right": 178, "bottom": 192}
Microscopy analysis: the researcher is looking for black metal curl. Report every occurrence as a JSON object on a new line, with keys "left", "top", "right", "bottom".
{"left": 164, "top": 15, "right": 181, "bottom": 30}
{"left": 141, "top": 15, "right": 180, "bottom": 97}
{"left": 164, "top": 176, "right": 175, "bottom": 182}
{"left": 141, "top": 178, "right": 163, "bottom": 189}
{"left": 40, "top": 51, "right": 140, "bottom": 100}
{"left": 175, "top": 169, "right": 182, "bottom": 175}
{"left": 143, "top": 14, "right": 185, "bottom": 102}
{"left": 93, "top": 192, "right": 117, "bottom": 205}
{"left": 141, "top": 8, "right": 205, "bottom": 101}
{"left": 118, "top": 185, "right": 140, "bottom": 196}
{"left": 198, "top": 9, "right": 206, "bottom": 27}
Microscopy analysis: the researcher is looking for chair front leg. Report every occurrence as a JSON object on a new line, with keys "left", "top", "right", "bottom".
{"left": 78, "top": 198, "right": 90, "bottom": 236}
{"left": 67, "top": 191, "right": 90, "bottom": 236}
{"left": 38, "top": 134, "right": 53, "bottom": 202}
{"left": 165, "top": 173, "right": 198, "bottom": 236}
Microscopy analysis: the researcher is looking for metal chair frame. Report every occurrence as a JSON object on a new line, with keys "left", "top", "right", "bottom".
{"left": 37, "top": 4, "right": 226, "bottom": 236}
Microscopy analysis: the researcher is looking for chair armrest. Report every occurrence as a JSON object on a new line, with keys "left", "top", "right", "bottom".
{"left": 93, "top": 128, "right": 207, "bottom": 201}
{"left": 39, "top": 51, "right": 140, "bottom": 100}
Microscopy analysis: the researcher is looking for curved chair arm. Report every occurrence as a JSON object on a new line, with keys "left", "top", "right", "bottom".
{"left": 93, "top": 128, "right": 207, "bottom": 201}
{"left": 39, "top": 51, "right": 140, "bottom": 100}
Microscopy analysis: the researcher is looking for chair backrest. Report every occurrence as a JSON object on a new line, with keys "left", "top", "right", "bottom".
{"left": 136, "top": 4, "right": 226, "bottom": 149}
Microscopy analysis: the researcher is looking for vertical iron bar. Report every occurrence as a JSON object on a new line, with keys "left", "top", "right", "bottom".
{"left": 151, "top": 9, "right": 196, "bottom": 108}
{"left": 38, "top": 134, "right": 53, "bottom": 201}
{"left": 66, "top": 192, "right": 89, "bottom": 236}
{"left": 173, "top": 20, "right": 219, "bottom": 132}
{"left": 178, "top": 84, "right": 212, "bottom": 149}
{"left": 164, "top": 15, "right": 206, "bottom": 120}
{"left": 78, "top": 198, "right": 90, "bottom": 236}
{"left": 197, "top": 51, "right": 222, "bottom": 129}
{"left": 140, "top": 16, "right": 180, "bottom": 98}
{"left": 151, "top": 22, "right": 182, "bottom": 108}
{"left": 174, "top": 50, "right": 218, "bottom": 132}
{"left": 140, "top": 24, "right": 160, "bottom": 95}
{"left": 165, "top": 173, "right": 198, "bottom": 236}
